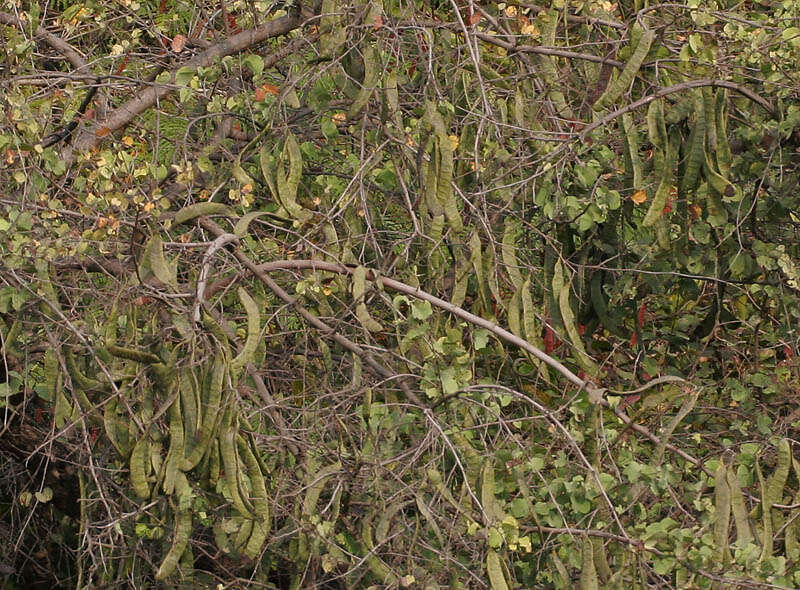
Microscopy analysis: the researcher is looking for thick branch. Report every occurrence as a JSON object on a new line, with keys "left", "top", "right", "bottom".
{"left": 0, "top": 12, "right": 88, "bottom": 71}
{"left": 70, "top": 13, "right": 301, "bottom": 153}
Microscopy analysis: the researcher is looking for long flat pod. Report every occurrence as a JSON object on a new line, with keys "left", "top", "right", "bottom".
{"left": 593, "top": 27, "right": 655, "bottom": 110}
{"left": 154, "top": 510, "right": 192, "bottom": 580}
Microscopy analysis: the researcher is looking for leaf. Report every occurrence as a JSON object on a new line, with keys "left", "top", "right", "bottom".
{"left": 35, "top": 487, "right": 53, "bottom": 503}
{"left": 411, "top": 300, "right": 433, "bottom": 320}
{"left": 242, "top": 54, "right": 264, "bottom": 78}
{"left": 171, "top": 34, "right": 187, "bottom": 53}
{"left": 175, "top": 66, "right": 195, "bottom": 86}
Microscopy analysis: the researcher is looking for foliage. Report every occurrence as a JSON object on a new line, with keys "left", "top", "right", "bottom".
{"left": 1, "top": 0, "right": 800, "bottom": 588}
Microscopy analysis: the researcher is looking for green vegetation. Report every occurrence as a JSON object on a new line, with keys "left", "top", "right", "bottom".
{"left": 1, "top": 0, "right": 800, "bottom": 587}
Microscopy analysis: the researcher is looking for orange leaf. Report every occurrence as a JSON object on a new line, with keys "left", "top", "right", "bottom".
{"left": 631, "top": 189, "right": 647, "bottom": 204}
{"left": 171, "top": 34, "right": 187, "bottom": 53}
{"left": 467, "top": 11, "right": 481, "bottom": 25}
{"left": 637, "top": 302, "right": 647, "bottom": 328}
{"left": 96, "top": 127, "right": 111, "bottom": 137}
{"left": 689, "top": 203, "right": 702, "bottom": 220}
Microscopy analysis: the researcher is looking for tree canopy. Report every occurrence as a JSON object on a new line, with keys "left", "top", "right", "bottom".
{"left": 1, "top": 0, "right": 800, "bottom": 587}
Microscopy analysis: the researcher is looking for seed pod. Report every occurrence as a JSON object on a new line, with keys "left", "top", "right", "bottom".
{"left": 593, "top": 27, "right": 655, "bottom": 110}
{"left": 155, "top": 510, "right": 192, "bottom": 580}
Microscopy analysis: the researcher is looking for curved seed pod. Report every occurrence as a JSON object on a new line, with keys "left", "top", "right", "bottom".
{"left": 437, "top": 138, "right": 461, "bottom": 233}
{"left": 502, "top": 218, "right": 523, "bottom": 289}
{"left": 208, "top": 438, "right": 221, "bottom": 486}
{"left": 702, "top": 87, "right": 717, "bottom": 153}
{"left": 375, "top": 500, "right": 412, "bottom": 545}
{"left": 219, "top": 417, "right": 255, "bottom": 519}
{"left": 592, "top": 538, "right": 612, "bottom": 583}
{"left": 590, "top": 273, "right": 618, "bottom": 335}
{"left": 756, "top": 452, "right": 773, "bottom": 560}
{"left": 147, "top": 235, "right": 177, "bottom": 288}
{"left": 713, "top": 464, "right": 732, "bottom": 565}
{"left": 727, "top": 467, "right": 754, "bottom": 547}
{"left": 173, "top": 202, "right": 235, "bottom": 226}
{"left": 180, "top": 369, "right": 199, "bottom": 455}
{"left": 507, "top": 288, "right": 522, "bottom": 338}
{"left": 130, "top": 435, "right": 151, "bottom": 499}
{"left": 233, "top": 211, "right": 268, "bottom": 238}
{"left": 162, "top": 389, "right": 184, "bottom": 495}
{"left": 361, "top": 516, "right": 398, "bottom": 584}
{"left": 481, "top": 459, "right": 500, "bottom": 524}
{"left": 236, "top": 434, "right": 270, "bottom": 522}
{"left": 231, "top": 287, "right": 260, "bottom": 371}
{"left": 1, "top": 319, "right": 22, "bottom": 354}
{"left": 486, "top": 549, "right": 510, "bottom": 590}
{"left": 714, "top": 90, "right": 732, "bottom": 177}
{"left": 679, "top": 91, "right": 705, "bottom": 198}
{"left": 555, "top": 263, "right": 598, "bottom": 374}
{"left": 580, "top": 536, "right": 599, "bottom": 590}
{"left": 643, "top": 125, "right": 678, "bottom": 230}
{"left": 65, "top": 347, "right": 101, "bottom": 390}
{"left": 766, "top": 439, "right": 792, "bottom": 507}
{"left": 621, "top": 112, "right": 643, "bottom": 191}
{"left": 665, "top": 95, "right": 695, "bottom": 124}
{"left": 302, "top": 462, "right": 342, "bottom": 518}
{"left": 244, "top": 519, "right": 269, "bottom": 560}
{"left": 184, "top": 356, "right": 226, "bottom": 471}
{"left": 353, "top": 266, "right": 382, "bottom": 332}
{"left": 275, "top": 133, "right": 311, "bottom": 222}
{"left": 233, "top": 518, "right": 254, "bottom": 554}
{"left": 201, "top": 312, "right": 232, "bottom": 358}
{"left": 593, "top": 28, "right": 655, "bottom": 110}
{"left": 521, "top": 278, "right": 541, "bottom": 355}
{"left": 106, "top": 345, "right": 161, "bottom": 365}
{"left": 155, "top": 510, "right": 192, "bottom": 580}
{"left": 538, "top": 11, "right": 574, "bottom": 119}
{"left": 703, "top": 152, "right": 737, "bottom": 200}
{"left": 647, "top": 99, "right": 667, "bottom": 154}
{"left": 347, "top": 46, "right": 377, "bottom": 119}
{"left": 785, "top": 487, "right": 800, "bottom": 561}
{"left": 104, "top": 398, "right": 131, "bottom": 457}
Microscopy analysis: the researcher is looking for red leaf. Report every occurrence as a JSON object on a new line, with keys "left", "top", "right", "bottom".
{"left": 544, "top": 325, "right": 555, "bottom": 354}
{"left": 629, "top": 331, "right": 638, "bottom": 348}
{"left": 171, "top": 34, "right": 187, "bottom": 53}
{"left": 466, "top": 11, "right": 481, "bottom": 25}
{"left": 637, "top": 302, "right": 647, "bottom": 328}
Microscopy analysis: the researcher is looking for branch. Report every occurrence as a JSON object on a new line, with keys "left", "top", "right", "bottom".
{"left": 245, "top": 258, "right": 712, "bottom": 475}
{"left": 196, "top": 219, "right": 427, "bottom": 408}
{"left": 70, "top": 13, "right": 302, "bottom": 153}
{"left": 0, "top": 12, "right": 89, "bottom": 71}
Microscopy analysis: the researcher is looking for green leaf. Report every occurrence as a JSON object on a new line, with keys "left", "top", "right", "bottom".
{"left": 411, "top": 300, "right": 433, "bottom": 320}
{"left": 175, "top": 66, "right": 196, "bottom": 86}
{"left": 242, "top": 54, "right": 264, "bottom": 78}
